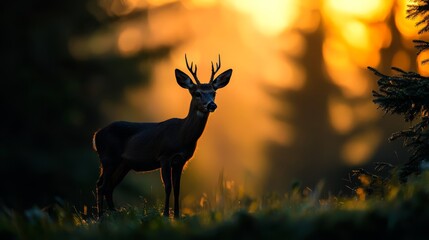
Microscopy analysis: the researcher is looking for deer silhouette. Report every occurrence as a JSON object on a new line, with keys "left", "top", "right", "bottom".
{"left": 93, "top": 55, "right": 232, "bottom": 218}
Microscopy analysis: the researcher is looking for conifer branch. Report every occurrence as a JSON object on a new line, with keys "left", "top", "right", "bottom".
{"left": 407, "top": 0, "right": 429, "bottom": 34}
{"left": 369, "top": 65, "right": 429, "bottom": 178}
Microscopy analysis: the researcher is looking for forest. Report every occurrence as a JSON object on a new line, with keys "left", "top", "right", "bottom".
{"left": 1, "top": 0, "right": 429, "bottom": 239}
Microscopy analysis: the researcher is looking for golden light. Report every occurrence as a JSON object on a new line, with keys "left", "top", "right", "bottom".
{"left": 117, "top": 27, "right": 144, "bottom": 55}
{"left": 395, "top": 0, "right": 418, "bottom": 39}
{"left": 147, "top": 0, "right": 178, "bottom": 7}
{"left": 341, "top": 130, "right": 382, "bottom": 165}
{"left": 262, "top": 58, "right": 306, "bottom": 90}
{"left": 185, "top": 0, "right": 217, "bottom": 8}
{"left": 325, "top": 0, "right": 391, "bottom": 21}
{"left": 371, "top": 23, "right": 392, "bottom": 49}
{"left": 353, "top": 101, "right": 380, "bottom": 124}
{"left": 356, "top": 187, "right": 366, "bottom": 201}
{"left": 278, "top": 31, "right": 306, "bottom": 58}
{"left": 323, "top": 38, "right": 371, "bottom": 97}
{"left": 227, "top": 0, "right": 298, "bottom": 36}
{"left": 322, "top": 3, "right": 392, "bottom": 53}
{"left": 328, "top": 97, "right": 380, "bottom": 134}
{"left": 417, "top": 51, "right": 429, "bottom": 76}
{"left": 99, "top": 0, "right": 179, "bottom": 15}
{"left": 342, "top": 20, "right": 370, "bottom": 50}
{"left": 328, "top": 98, "right": 354, "bottom": 134}
{"left": 99, "top": 0, "right": 143, "bottom": 16}
{"left": 392, "top": 50, "right": 411, "bottom": 70}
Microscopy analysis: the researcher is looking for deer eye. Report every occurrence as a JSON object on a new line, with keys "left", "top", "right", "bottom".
{"left": 194, "top": 92, "right": 202, "bottom": 98}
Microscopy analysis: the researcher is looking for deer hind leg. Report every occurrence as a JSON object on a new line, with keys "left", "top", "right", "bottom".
{"left": 105, "top": 162, "right": 129, "bottom": 211}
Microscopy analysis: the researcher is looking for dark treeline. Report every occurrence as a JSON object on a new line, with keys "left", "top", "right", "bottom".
{"left": 0, "top": 0, "right": 172, "bottom": 211}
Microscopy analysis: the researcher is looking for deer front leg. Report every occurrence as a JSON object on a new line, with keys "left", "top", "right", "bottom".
{"left": 172, "top": 164, "right": 184, "bottom": 218}
{"left": 161, "top": 163, "right": 172, "bottom": 217}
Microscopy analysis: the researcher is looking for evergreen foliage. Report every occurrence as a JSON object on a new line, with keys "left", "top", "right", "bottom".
{"left": 369, "top": 0, "right": 429, "bottom": 178}
{"left": 407, "top": 0, "right": 429, "bottom": 34}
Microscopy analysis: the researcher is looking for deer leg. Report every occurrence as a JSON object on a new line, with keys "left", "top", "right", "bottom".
{"left": 96, "top": 170, "right": 105, "bottom": 217}
{"left": 105, "top": 190, "right": 115, "bottom": 211}
{"left": 111, "top": 163, "right": 129, "bottom": 190}
{"left": 106, "top": 163, "right": 129, "bottom": 211}
{"left": 161, "top": 164, "right": 172, "bottom": 217}
{"left": 172, "top": 164, "right": 184, "bottom": 218}
{"left": 97, "top": 165, "right": 116, "bottom": 213}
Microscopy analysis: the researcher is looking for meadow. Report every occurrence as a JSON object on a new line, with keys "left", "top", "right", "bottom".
{"left": 2, "top": 171, "right": 429, "bottom": 240}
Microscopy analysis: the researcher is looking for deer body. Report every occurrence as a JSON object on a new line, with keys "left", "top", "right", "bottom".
{"left": 94, "top": 55, "right": 232, "bottom": 218}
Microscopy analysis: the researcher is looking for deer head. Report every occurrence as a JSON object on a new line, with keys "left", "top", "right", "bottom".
{"left": 175, "top": 55, "right": 232, "bottom": 113}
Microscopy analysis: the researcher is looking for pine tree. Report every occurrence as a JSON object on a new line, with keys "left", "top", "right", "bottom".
{"left": 369, "top": 0, "right": 429, "bottom": 179}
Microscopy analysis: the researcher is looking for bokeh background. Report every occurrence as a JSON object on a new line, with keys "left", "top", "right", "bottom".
{"left": 2, "top": 0, "right": 428, "bottom": 213}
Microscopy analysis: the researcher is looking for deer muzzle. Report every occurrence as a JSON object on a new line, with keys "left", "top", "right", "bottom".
{"left": 207, "top": 102, "right": 217, "bottom": 112}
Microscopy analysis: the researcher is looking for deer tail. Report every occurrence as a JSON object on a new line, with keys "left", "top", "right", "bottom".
{"left": 92, "top": 130, "right": 99, "bottom": 152}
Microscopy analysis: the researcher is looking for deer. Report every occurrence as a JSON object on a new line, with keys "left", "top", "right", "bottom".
{"left": 93, "top": 55, "right": 232, "bottom": 218}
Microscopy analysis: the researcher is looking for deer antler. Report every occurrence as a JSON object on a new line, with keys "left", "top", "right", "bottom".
{"left": 210, "top": 54, "right": 221, "bottom": 83}
{"left": 185, "top": 54, "right": 201, "bottom": 85}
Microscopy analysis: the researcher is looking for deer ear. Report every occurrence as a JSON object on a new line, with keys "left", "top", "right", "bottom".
{"left": 175, "top": 69, "right": 195, "bottom": 89}
{"left": 212, "top": 69, "right": 232, "bottom": 90}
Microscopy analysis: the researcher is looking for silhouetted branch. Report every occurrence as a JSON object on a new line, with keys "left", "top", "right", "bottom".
{"left": 369, "top": 67, "right": 429, "bottom": 121}
{"left": 413, "top": 40, "right": 429, "bottom": 54}
{"left": 374, "top": 162, "right": 395, "bottom": 172}
{"left": 369, "top": 65, "right": 429, "bottom": 179}
{"left": 407, "top": 0, "right": 429, "bottom": 34}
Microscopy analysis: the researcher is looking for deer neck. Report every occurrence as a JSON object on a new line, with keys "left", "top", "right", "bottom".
{"left": 181, "top": 99, "right": 209, "bottom": 144}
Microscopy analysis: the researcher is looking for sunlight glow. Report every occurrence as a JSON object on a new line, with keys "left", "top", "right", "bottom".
{"left": 328, "top": 98, "right": 380, "bottom": 135}
{"left": 417, "top": 51, "right": 429, "bottom": 76}
{"left": 185, "top": 0, "right": 217, "bottom": 8}
{"left": 322, "top": 0, "right": 393, "bottom": 99}
{"left": 227, "top": 0, "right": 298, "bottom": 36}
{"left": 394, "top": 0, "right": 429, "bottom": 45}
{"left": 342, "top": 21, "right": 370, "bottom": 50}
{"left": 325, "top": 0, "right": 391, "bottom": 21}
{"left": 342, "top": 130, "right": 382, "bottom": 165}
{"left": 323, "top": 39, "right": 370, "bottom": 97}
{"left": 147, "top": 0, "right": 178, "bottom": 7}
{"left": 328, "top": 98, "right": 354, "bottom": 134}
{"left": 353, "top": 101, "right": 380, "bottom": 124}
{"left": 392, "top": 50, "right": 411, "bottom": 70}
{"left": 98, "top": 0, "right": 179, "bottom": 15}
{"left": 99, "top": 0, "right": 143, "bottom": 16}
{"left": 118, "top": 27, "right": 144, "bottom": 55}
{"left": 395, "top": 0, "right": 419, "bottom": 39}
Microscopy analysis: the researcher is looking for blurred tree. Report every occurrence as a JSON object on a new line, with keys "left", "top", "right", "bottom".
{"left": 0, "top": 0, "right": 172, "bottom": 211}
{"left": 265, "top": 4, "right": 410, "bottom": 195}
{"left": 369, "top": 0, "right": 429, "bottom": 179}
{"left": 265, "top": 27, "right": 345, "bottom": 193}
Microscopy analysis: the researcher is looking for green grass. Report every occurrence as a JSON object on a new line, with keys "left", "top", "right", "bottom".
{"left": 2, "top": 173, "right": 429, "bottom": 240}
